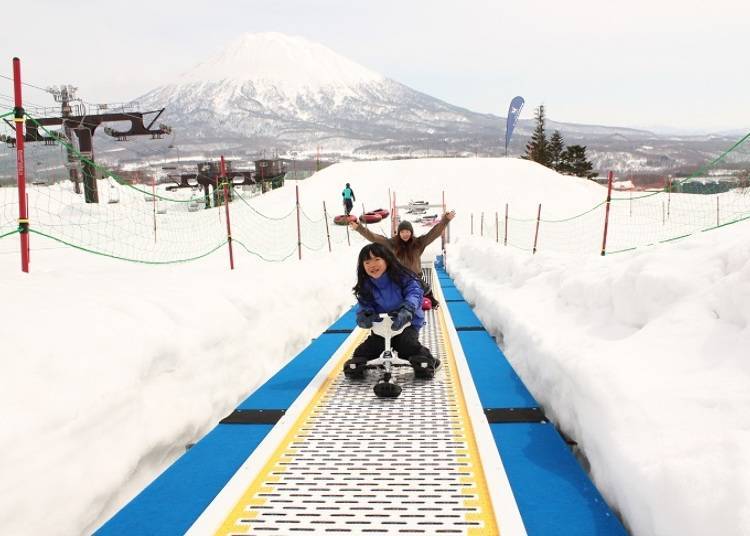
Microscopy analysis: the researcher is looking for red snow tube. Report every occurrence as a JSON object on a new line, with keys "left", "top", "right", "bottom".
{"left": 372, "top": 208, "right": 390, "bottom": 218}
{"left": 359, "top": 212, "right": 383, "bottom": 224}
{"left": 334, "top": 214, "right": 356, "bottom": 225}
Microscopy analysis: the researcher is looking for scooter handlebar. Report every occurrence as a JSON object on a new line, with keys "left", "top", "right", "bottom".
{"left": 370, "top": 312, "right": 410, "bottom": 337}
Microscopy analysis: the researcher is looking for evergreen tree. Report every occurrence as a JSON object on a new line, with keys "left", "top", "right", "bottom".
{"left": 561, "top": 145, "right": 597, "bottom": 178}
{"left": 548, "top": 130, "right": 565, "bottom": 171}
{"left": 523, "top": 105, "right": 549, "bottom": 166}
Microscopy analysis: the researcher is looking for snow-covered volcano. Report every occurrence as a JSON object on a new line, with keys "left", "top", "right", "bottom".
{"left": 134, "top": 32, "right": 736, "bottom": 170}
{"left": 177, "top": 32, "right": 385, "bottom": 94}
{"left": 136, "top": 32, "right": 505, "bottom": 155}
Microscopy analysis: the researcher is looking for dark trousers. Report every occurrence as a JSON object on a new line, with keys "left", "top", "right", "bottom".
{"left": 352, "top": 326, "right": 433, "bottom": 363}
{"left": 344, "top": 198, "right": 353, "bottom": 215}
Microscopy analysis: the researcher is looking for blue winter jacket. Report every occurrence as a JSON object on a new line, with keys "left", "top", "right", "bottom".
{"left": 358, "top": 272, "right": 425, "bottom": 329}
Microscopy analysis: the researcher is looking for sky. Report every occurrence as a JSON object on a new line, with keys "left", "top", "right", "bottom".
{"left": 1, "top": 157, "right": 748, "bottom": 534}
{"left": 1, "top": 0, "right": 748, "bottom": 133}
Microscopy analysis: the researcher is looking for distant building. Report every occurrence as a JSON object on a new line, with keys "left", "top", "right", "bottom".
{"left": 254, "top": 159, "right": 285, "bottom": 178}
{"left": 254, "top": 159, "right": 286, "bottom": 192}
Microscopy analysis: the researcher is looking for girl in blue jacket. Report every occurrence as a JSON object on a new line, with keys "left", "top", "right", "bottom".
{"left": 344, "top": 243, "right": 439, "bottom": 379}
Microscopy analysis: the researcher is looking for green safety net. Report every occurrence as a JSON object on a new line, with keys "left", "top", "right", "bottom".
{"left": 0, "top": 112, "right": 353, "bottom": 264}
{"left": 474, "top": 131, "right": 750, "bottom": 255}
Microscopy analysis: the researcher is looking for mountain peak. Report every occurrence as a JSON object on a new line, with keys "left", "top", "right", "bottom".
{"left": 178, "top": 32, "right": 384, "bottom": 92}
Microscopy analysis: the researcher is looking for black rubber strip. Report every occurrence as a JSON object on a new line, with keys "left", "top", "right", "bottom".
{"left": 484, "top": 407, "right": 546, "bottom": 423}
{"left": 323, "top": 329, "right": 354, "bottom": 334}
{"left": 455, "top": 326, "right": 486, "bottom": 331}
{"left": 220, "top": 409, "right": 286, "bottom": 424}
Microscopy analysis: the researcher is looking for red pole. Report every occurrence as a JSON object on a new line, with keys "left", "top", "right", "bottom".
{"left": 323, "top": 201, "right": 331, "bottom": 252}
{"left": 601, "top": 170, "right": 614, "bottom": 256}
{"left": 26, "top": 192, "right": 30, "bottom": 265}
{"left": 296, "top": 184, "right": 302, "bottom": 260}
{"left": 220, "top": 156, "right": 234, "bottom": 269}
{"left": 504, "top": 203, "right": 508, "bottom": 246}
{"left": 532, "top": 203, "right": 542, "bottom": 254}
{"left": 13, "top": 58, "right": 29, "bottom": 273}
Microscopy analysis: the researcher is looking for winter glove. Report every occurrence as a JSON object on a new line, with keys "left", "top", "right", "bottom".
{"left": 356, "top": 309, "right": 378, "bottom": 329}
{"left": 390, "top": 306, "right": 413, "bottom": 331}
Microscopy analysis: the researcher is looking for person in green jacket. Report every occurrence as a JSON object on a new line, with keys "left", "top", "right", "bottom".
{"left": 350, "top": 210, "right": 455, "bottom": 307}
{"left": 342, "top": 183, "right": 356, "bottom": 215}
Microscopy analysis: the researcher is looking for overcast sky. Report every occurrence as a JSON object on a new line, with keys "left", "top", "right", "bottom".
{"left": 2, "top": 0, "right": 748, "bottom": 133}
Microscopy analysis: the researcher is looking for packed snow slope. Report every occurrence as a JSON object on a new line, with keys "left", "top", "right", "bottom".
{"left": 1, "top": 157, "right": 748, "bottom": 536}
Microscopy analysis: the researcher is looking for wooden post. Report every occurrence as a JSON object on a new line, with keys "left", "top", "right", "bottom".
{"left": 13, "top": 58, "right": 29, "bottom": 272}
{"left": 471, "top": 213, "right": 474, "bottom": 235}
{"left": 323, "top": 201, "right": 332, "bottom": 252}
{"left": 152, "top": 174, "right": 157, "bottom": 242}
{"left": 667, "top": 177, "right": 672, "bottom": 220}
{"left": 716, "top": 196, "right": 720, "bottom": 227}
{"left": 480, "top": 212, "right": 484, "bottom": 237}
{"left": 504, "top": 203, "right": 508, "bottom": 246}
{"left": 296, "top": 184, "right": 302, "bottom": 260}
{"left": 220, "top": 156, "right": 234, "bottom": 269}
{"left": 391, "top": 192, "right": 397, "bottom": 236}
{"left": 495, "top": 211, "right": 499, "bottom": 243}
{"left": 601, "top": 170, "right": 614, "bottom": 255}
{"left": 532, "top": 203, "right": 542, "bottom": 254}
{"left": 441, "top": 190, "right": 447, "bottom": 248}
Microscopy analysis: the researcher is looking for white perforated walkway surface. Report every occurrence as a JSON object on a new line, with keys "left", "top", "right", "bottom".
{"left": 187, "top": 269, "right": 526, "bottom": 536}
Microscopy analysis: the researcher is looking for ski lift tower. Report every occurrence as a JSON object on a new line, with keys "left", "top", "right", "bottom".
{"left": 49, "top": 84, "right": 83, "bottom": 194}
{"left": 16, "top": 98, "right": 171, "bottom": 203}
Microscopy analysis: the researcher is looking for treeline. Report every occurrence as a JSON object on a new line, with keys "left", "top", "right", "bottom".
{"left": 522, "top": 105, "right": 597, "bottom": 179}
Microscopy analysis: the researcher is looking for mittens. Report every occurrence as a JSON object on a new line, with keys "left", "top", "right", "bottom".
{"left": 356, "top": 309, "right": 377, "bottom": 328}
{"left": 391, "top": 306, "right": 413, "bottom": 330}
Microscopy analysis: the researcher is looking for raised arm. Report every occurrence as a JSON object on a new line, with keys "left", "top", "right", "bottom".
{"left": 350, "top": 220, "right": 390, "bottom": 246}
{"left": 418, "top": 210, "right": 456, "bottom": 248}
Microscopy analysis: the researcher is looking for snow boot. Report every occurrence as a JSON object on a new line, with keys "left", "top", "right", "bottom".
{"left": 343, "top": 358, "right": 366, "bottom": 379}
{"left": 409, "top": 355, "right": 437, "bottom": 379}
{"left": 425, "top": 289, "right": 439, "bottom": 309}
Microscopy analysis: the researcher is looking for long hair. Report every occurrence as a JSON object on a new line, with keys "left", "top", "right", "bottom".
{"left": 393, "top": 232, "right": 419, "bottom": 259}
{"left": 353, "top": 243, "right": 414, "bottom": 303}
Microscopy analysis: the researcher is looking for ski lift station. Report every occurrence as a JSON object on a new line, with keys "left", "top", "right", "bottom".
{"left": 97, "top": 258, "right": 628, "bottom": 536}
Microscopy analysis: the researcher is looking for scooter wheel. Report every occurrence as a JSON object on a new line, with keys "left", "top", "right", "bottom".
{"left": 374, "top": 380, "right": 402, "bottom": 398}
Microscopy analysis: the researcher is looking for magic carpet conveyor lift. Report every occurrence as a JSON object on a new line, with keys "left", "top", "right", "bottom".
{"left": 98, "top": 260, "right": 627, "bottom": 536}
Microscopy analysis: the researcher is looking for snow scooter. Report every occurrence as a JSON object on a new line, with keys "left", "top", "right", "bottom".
{"left": 371, "top": 313, "right": 411, "bottom": 398}
{"left": 344, "top": 313, "right": 413, "bottom": 398}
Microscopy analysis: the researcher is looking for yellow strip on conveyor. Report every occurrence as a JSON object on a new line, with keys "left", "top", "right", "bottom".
{"left": 187, "top": 267, "right": 527, "bottom": 535}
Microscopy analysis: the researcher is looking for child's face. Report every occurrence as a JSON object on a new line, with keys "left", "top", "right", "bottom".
{"left": 399, "top": 229, "right": 412, "bottom": 241}
{"left": 364, "top": 254, "right": 387, "bottom": 278}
